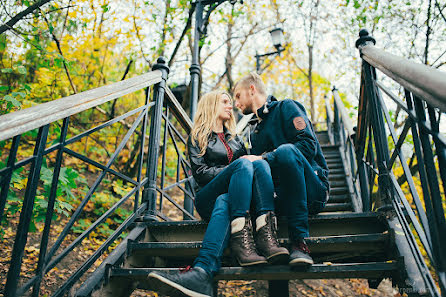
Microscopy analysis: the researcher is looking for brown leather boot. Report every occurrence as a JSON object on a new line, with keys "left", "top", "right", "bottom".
{"left": 255, "top": 211, "right": 289, "bottom": 264}
{"left": 230, "top": 215, "right": 268, "bottom": 266}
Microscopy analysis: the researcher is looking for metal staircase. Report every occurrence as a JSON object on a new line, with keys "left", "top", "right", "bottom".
{"left": 73, "top": 132, "right": 412, "bottom": 297}
{"left": 1, "top": 30, "right": 445, "bottom": 297}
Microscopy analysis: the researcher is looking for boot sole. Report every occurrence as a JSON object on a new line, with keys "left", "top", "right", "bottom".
{"left": 267, "top": 251, "right": 290, "bottom": 264}
{"left": 289, "top": 258, "right": 314, "bottom": 266}
{"left": 238, "top": 259, "right": 268, "bottom": 266}
{"left": 148, "top": 272, "right": 212, "bottom": 297}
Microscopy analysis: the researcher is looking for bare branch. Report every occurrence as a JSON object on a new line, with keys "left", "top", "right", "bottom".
{"left": 0, "top": 0, "right": 53, "bottom": 35}
{"left": 168, "top": 4, "right": 194, "bottom": 67}
{"left": 132, "top": 0, "right": 151, "bottom": 67}
{"left": 40, "top": 8, "right": 77, "bottom": 93}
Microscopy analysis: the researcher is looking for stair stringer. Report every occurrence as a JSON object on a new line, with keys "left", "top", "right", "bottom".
{"left": 75, "top": 224, "right": 146, "bottom": 297}
{"left": 383, "top": 209, "right": 437, "bottom": 297}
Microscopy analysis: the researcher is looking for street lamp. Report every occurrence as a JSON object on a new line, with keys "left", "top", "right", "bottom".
{"left": 255, "top": 27, "right": 286, "bottom": 74}
{"left": 185, "top": 0, "right": 242, "bottom": 219}
{"left": 189, "top": 0, "right": 243, "bottom": 120}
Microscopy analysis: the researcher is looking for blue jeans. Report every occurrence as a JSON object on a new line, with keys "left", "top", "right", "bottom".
{"left": 271, "top": 144, "right": 328, "bottom": 241}
{"left": 195, "top": 158, "right": 274, "bottom": 220}
{"left": 193, "top": 159, "right": 275, "bottom": 275}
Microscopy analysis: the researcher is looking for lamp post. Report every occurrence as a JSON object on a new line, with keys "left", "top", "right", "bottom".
{"left": 189, "top": 0, "right": 243, "bottom": 120}
{"left": 185, "top": 0, "right": 242, "bottom": 219}
{"left": 255, "top": 27, "right": 286, "bottom": 74}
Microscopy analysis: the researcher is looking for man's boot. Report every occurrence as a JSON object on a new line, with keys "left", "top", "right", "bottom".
{"left": 289, "top": 238, "right": 314, "bottom": 266}
{"left": 230, "top": 215, "right": 268, "bottom": 266}
{"left": 255, "top": 211, "right": 289, "bottom": 264}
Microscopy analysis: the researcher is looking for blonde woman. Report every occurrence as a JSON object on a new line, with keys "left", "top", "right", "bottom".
{"left": 148, "top": 91, "right": 288, "bottom": 297}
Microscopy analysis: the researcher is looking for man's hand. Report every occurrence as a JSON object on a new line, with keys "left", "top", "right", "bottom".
{"left": 240, "top": 155, "right": 262, "bottom": 162}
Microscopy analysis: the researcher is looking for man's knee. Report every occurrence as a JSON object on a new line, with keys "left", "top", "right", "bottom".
{"left": 275, "top": 144, "right": 304, "bottom": 166}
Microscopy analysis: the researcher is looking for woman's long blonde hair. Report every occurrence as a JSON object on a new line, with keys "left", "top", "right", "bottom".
{"left": 190, "top": 91, "right": 236, "bottom": 156}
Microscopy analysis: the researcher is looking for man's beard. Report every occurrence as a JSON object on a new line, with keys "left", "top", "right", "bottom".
{"left": 242, "top": 106, "right": 253, "bottom": 115}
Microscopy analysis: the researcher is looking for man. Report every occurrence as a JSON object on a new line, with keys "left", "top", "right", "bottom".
{"left": 234, "top": 72, "right": 330, "bottom": 265}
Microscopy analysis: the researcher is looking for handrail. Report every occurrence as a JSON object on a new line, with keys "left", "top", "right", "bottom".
{"left": 0, "top": 71, "right": 162, "bottom": 141}
{"left": 328, "top": 88, "right": 362, "bottom": 212}
{"left": 332, "top": 90, "right": 354, "bottom": 137}
{"left": 356, "top": 31, "right": 446, "bottom": 113}
{"left": 0, "top": 57, "right": 197, "bottom": 296}
{"left": 165, "top": 87, "right": 193, "bottom": 133}
{"left": 355, "top": 29, "right": 445, "bottom": 297}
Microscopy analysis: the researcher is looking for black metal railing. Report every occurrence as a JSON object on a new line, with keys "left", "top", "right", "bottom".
{"left": 0, "top": 57, "right": 195, "bottom": 296}
{"left": 325, "top": 90, "right": 362, "bottom": 212}
{"left": 354, "top": 29, "right": 446, "bottom": 296}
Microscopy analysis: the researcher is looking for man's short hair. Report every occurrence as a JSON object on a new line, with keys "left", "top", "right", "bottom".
{"left": 233, "top": 72, "right": 267, "bottom": 95}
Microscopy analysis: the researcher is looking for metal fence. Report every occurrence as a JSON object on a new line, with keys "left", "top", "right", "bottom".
{"left": 0, "top": 57, "right": 195, "bottom": 296}
{"left": 352, "top": 29, "right": 446, "bottom": 296}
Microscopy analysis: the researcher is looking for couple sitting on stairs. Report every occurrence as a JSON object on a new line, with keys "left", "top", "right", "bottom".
{"left": 148, "top": 73, "right": 330, "bottom": 297}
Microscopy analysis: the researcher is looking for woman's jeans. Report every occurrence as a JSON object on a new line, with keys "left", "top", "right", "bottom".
{"left": 271, "top": 144, "right": 329, "bottom": 242}
{"left": 193, "top": 158, "right": 275, "bottom": 275}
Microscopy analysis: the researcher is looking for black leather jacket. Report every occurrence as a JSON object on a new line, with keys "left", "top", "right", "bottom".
{"left": 187, "top": 129, "right": 247, "bottom": 191}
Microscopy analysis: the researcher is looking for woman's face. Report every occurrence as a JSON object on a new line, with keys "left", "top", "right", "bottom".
{"left": 217, "top": 93, "right": 233, "bottom": 122}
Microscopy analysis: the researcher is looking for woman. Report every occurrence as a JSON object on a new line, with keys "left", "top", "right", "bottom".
{"left": 148, "top": 91, "right": 288, "bottom": 297}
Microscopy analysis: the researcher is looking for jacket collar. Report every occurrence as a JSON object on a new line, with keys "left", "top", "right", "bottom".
{"left": 255, "top": 95, "right": 278, "bottom": 121}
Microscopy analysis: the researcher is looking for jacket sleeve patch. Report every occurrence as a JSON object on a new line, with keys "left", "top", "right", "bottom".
{"left": 293, "top": 116, "right": 306, "bottom": 130}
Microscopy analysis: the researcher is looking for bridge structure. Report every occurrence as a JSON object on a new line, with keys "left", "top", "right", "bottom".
{"left": 0, "top": 30, "right": 445, "bottom": 297}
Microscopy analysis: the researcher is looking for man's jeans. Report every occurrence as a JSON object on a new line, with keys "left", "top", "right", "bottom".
{"left": 271, "top": 144, "right": 328, "bottom": 242}
{"left": 193, "top": 158, "right": 275, "bottom": 275}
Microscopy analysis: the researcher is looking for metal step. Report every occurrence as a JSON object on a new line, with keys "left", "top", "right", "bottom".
{"left": 321, "top": 144, "right": 340, "bottom": 150}
{"left": 328, "top": 194, "right": 350, "bottom": 203}
{"left": 326, "top": 163, "right": 344, "bottom": 170}
{"left": 326, "top": 168, "right": 345, "bottom": 175}
{"left": 128, "top": 233, "right": 389, "bottom": 261}
{"left": 328, "top": 174, "right": 347, "bottom": 181}
{"left": 329, "top": 187, "right": 349, "bottom": 195}
{"left": 144, "top": 213, "right": 388, "bottom": 242}
{"left": 323, "top": 203, "right": 352, "bottom": 212}
{"left": 316, "top": 131, "right": 331, "bottom": 145}
{"left": 111, "top": 261, "right": 399, "bottom": 284}
{"left": 326, "top": 157, "right": 343, "bottom": 163}
{"left": 328, "top": 180, "right": 347, "bottom": 188}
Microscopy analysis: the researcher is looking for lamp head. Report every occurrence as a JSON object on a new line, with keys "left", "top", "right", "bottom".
{"left": 270, "top": 27, "right": 284, "bottom": 51}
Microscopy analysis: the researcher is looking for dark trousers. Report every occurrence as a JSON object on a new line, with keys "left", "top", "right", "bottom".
{"left": 271, "top": 144, "right": 328, "bottom": 241}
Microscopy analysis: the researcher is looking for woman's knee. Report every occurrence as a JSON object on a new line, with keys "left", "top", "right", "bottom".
{"left": 252, "top": 159, "right": 271, "bottom": 175}
{"left": 212, "top": 193, "right": 230, "bottom": 215}
{"left": 232, "top": 158, "right": 254, "bottom": 172}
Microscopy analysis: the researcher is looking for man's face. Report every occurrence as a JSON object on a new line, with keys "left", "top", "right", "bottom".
{"left": 233, "top": 84, "right": 254, "bottom": 115}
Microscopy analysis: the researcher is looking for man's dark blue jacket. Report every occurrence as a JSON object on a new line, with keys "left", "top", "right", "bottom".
{"left": 248, "top": 95, "right": 330, "bottom": 190}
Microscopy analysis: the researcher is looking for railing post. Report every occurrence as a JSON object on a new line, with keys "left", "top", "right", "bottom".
{"left": 332, "top": 87, "right": 341, "bottom": 145}
{"left": 356, "top": 29, "right": 393, "bottom": 210}
{"left": 5, "top": 125, "right": 49, "bottom": 297}
{"left": 410, "top": 93, "right": 446, "bottom": 282}
{"left": 143, "top": 57, "right": 170, "bottom": 221}
{"left": 189, "top": 1, "right": 203, "bottom": 120}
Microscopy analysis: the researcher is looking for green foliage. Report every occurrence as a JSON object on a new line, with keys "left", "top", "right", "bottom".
{"left": 0, "top": 158, "right": 84, "bottom": 232}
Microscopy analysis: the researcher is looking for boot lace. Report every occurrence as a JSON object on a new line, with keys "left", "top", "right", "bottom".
{"left": 294, "top": 241, "right": 310, "bottom": 254}
{"left": 242, "top": 221, "right": 256, "bottom": 254}
{"left": 179, "top": 265, "right": 192, "bottom": 273}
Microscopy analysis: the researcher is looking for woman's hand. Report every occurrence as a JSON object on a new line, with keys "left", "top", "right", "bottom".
{"left": 240, "top": 155, "right": 262, "bottom": 162}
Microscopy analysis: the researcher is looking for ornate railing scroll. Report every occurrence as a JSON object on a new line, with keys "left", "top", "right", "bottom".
{"left": 355, "top": 29, "right": 446, "bottom": 297}
{"left": 0, "top": 57, "right": 195, "bottom": 296}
